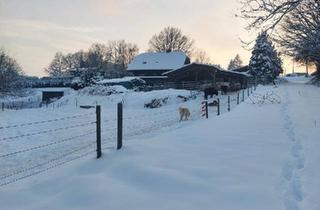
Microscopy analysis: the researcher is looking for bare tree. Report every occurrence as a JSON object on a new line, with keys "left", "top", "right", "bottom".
{"left": 0, "top": 48, "right": 23, "bottom": 91}
{"left": 45, "top": 40, "right": 139, "bottom": 84}
{"left": 240, "top": 0, "right": 305, "bottom": 30}
{"left": 87, "top": 43, "right": 108, "bottom": 68}
{"left": 45, "top": 52, "right": 67, "bottom": 77}
{"left": 71, "top": 50, "right": 88, "bottom": 69}
{"left": 193, "top": 49, "right": 211, "bottom": 64}
{"left": 275, "top": 2, "right": 320, "bottom": 72}
{"left": 148, "top": 26, "right": 194, "bottom": 56}
{"left": 107, "top": 40, "right": 139, "bottom": 70}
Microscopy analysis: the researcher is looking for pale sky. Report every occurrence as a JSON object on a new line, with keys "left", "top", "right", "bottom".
{"left": 0, "top": 0, "right": 306, "bottom": 76}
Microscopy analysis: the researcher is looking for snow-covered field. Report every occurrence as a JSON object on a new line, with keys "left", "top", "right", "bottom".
{"left": 0, "top": 87, "right": 208, "bottom": 187}
{"left": 0, "top": 78, "right": 319, "bottom": 210}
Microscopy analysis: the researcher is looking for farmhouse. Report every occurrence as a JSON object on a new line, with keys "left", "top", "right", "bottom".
{"left": 127, "top": 52, "right": 190, "bottom": 83}
{"left": 127, "top": 52, "right": 252, "bottom": 91}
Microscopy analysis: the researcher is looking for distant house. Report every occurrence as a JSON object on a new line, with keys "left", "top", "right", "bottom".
{"left": 127, "top": 52, "right": 190, "bottom": 83}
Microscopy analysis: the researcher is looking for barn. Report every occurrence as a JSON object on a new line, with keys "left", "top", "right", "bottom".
{"left": 127, "top": 52, "right": 190, "bottom": 84}
{"left": 163, "top": 63, "right": 253, "bottom": 91}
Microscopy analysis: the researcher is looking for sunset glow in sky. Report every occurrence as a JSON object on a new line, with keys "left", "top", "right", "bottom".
{"left": 0, "top": 0, "right": 307, "bottom": 76}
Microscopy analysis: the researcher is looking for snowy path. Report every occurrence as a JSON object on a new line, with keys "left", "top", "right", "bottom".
{"left": 0, "top": 83, "right": 319, "bottom": 210}
{"left": 278, "top": 83, "right": 320, "bottom": 210}
{"left": 280, "top": 86, "right": 305, "bottom": 210}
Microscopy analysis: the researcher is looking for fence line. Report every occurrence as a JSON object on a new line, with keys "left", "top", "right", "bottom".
{"left": 0, "top": 112, "right": 94, "bottom": 130}
{"left": 0, "top": 85, "right": 257, "bottom": 187}
{"left": 0, "top": 122, "right": 95, "bottom": 142}
{"left": 0, "top": 131, "right": 96, "bottom": 159}
{"left": 0, "top": 110, "right": 97, "bottom": 187}
{"left": 0, "top": 143, "right": 96, "bottom": 187}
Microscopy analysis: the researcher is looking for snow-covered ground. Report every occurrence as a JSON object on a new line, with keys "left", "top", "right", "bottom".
{"left": 0, "top": 80, "right": 319, "bottom": 210}
{"left": 0, "top": 88, "right": 71, "bottom": 110}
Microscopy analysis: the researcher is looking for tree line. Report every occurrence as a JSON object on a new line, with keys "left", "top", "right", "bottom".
{"left": 46, "top": 40, "right": 139, "bottom": 77}
{"left": 44, "top": 26, "right": 214, "bottom": 87}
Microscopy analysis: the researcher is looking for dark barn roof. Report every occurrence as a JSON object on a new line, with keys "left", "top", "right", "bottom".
{"left": 231, "top": 65, "right": 250, "bottom": 73}
{"left": 163, "top": 63, "right": 251, "bottom": 82}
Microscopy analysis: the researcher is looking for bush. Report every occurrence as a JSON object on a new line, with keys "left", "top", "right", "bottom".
{"left": 144, "top": 97, "right": 169, "bottom": 108}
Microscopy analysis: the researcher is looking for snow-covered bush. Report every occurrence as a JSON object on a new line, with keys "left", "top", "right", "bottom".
{"left": 79, "top": 85, "right": 129, "bottom": 96}
{"left": 177, "top": 94, "right": 196, "bottom": 102}
{"left": 144, "top": 97, "right": 169, "bottom": 108}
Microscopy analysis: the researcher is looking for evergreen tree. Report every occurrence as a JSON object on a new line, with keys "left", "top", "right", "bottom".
{"left": 249, "top": 32, "right": 282, "bottom": 84}
{"left": 228, "top": 54, "right": 243, "bottom": 70}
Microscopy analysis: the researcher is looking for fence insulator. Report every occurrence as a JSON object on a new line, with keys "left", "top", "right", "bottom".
{"left": 201, "top": 101, "right": 208, "bottom": 119}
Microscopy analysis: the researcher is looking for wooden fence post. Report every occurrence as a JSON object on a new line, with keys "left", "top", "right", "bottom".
{"left": 228, "top": 96, "right": 230, "bottom": 112}
{"left": 247, "top": 88, "right": 250, "bottom": 97}
{"left": 242, "top": 90, "right": 245, "bottom": 102}
{"left": 217, "top": 98, "right": 220, "bottom": 116}
{"left": 237, "top": 92, "right": 240, "bottom": 105}
{"left": 117, "top": 102, "right": 123, "bottom": 150}
{"left": 96, "top": 105, "right": 102, "bottom": 159}
{"left": 1, "top": 102, "right": 4, "bottom": 111}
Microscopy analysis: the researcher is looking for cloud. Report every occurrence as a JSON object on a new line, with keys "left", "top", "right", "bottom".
{"left": 0, "top": 18, "right": 110, "bottom": 75}
{"left": 0, "top": 18, "right": 106, "bottom": 33}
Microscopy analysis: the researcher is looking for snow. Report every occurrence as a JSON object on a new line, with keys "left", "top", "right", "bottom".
{"left": 127, "top": 52, "right": 188, "bottom": 71}
{"left": 0, "top": 81, "right": 319, "bottom": 210}
{"left": 284, "top": 76, "right": 311, "bottom": 84}
{"left": 139, "top": 76, "right": 168, "bottom": 79}
{"left": 95, "top": 77, "right": 145, "bottom": 84}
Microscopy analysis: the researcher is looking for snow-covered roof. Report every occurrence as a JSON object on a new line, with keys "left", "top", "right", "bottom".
{"left": 138, "top": 76, "right": 168, "bottom": 79}
{"left": 127, "top": 52, "right": 188, "bottom": 71}
{"left": 96, "top": 77, "right": 145, "bottom": 84}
